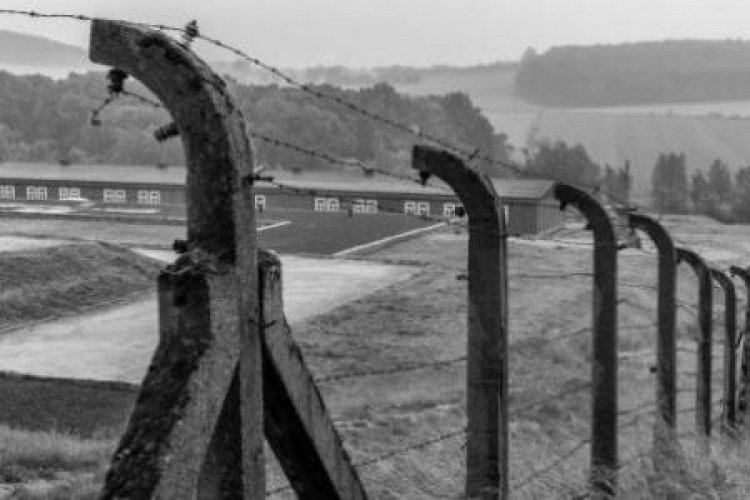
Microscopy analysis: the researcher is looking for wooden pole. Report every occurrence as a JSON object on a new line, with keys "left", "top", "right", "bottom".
{"left": 412, "top": 146, "right": 508, "bottom": 500}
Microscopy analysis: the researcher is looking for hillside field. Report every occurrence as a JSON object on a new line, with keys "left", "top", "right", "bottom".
{"left": 393, "top": 65, "right": 750, "bottom": 203}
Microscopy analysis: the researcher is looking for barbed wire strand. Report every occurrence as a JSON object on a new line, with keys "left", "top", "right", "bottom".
{"left": 314, "top": 355, "right": 467, "bottom": 384}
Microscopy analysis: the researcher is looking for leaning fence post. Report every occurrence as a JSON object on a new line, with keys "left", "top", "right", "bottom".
{"left": 555, "top": 184, "right": 618, "bottom": 498}
{"left": 627, "top": 214, "right": 681, "bottom": 465}
{"left": 729, "top": 266, "right": 750, "bottom": 427}
{"left": 676, "top": 248, "right": 712, "bottom": 445}
{"left": 412, "top": 146, "right": 508, "bottom": 500}
{"left": 90, "top": 20, "right": 263, "bottom": 497}
{"left": 710, "top": 268, "right": 738, "bottom": 433}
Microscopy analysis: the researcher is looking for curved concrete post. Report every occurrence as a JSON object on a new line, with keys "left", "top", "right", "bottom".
{"left": 627, "top": 213, "right": 683, "bottom": 478}
{"left": 555, "top": 184, "right": 618, "bottom": 498}
{"left": 90, "top": 20, "right": 262, "bottom": 498}
{"left": 730, "top": 266, "right": 750, "bottom": 427}
{"left": 676, "top": 248, "right": 713, "bottom": 443}
{"left": 628, "top": 214, "right": 677, "bottom": 432}
{"left": 710, "top": 268, "right": 738, "bottom": 433}
{"left": 413, "top": 145, "right": 508, "bottom": 500}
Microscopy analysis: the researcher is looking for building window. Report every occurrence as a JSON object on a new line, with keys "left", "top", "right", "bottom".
{"left": 26, "top": 186, "right": 48, "bottom": 201}
{"left": 104, "top": 189, "right": 127, "bottom": 203}
{"left": 417, "top": 201, "right": 430, "bottom": 216}
{"left": 255, "top": 194, "right": 266, "bottom": 211}
{"left": 314, "top": 197, "right": 339, "bottom": 212}
{"left": 353, "top": 199, "right": 378, "bottom": 214}
{"left": 137, "top": 190, "right": 161, "bottom": 205}
{"left": 59, "top": 187, "right": 81, "bottom": 201}
{"left": 404, "top": 201, "right": 417, "bottom": 214}
{"left": 0, "top": 185, "right": 15, "bottom": 200}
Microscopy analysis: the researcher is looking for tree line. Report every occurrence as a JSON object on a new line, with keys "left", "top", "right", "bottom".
{"left": 523, "top": 139, "right": 632, "bottom": 203}
{"left": 651, "top": 154, "right": 750, "bottom": 222}
{"left": 0, "top": 70, "right": 509, "bottom": 176}
{"left": 516, "top": 40, "right": 750, "bottom": 107}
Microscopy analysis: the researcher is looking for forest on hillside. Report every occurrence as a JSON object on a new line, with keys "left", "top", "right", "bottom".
{"left": 0, "top": 70, "right": 508, "bottom": 176}
{"left": 515, "top": 40, "right": 750, "bottom": 107}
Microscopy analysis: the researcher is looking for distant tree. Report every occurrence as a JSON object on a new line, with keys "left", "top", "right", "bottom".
{"left": 603, "top": 161, "right": 632, "bottom": 204}
{"left": 733, "top": 166, "right": 750, "bottom": 221}
{"left": 651, "top": 152, "right": 688, "bottom": 213}
{"left": 616, "top": 160, "right": 632, "bottom": 203}
{"left": 707, "top": 158, "right": 733, "bottom": 204}
{"left": 524, "top": 140, "right": 600, "bottom": 187}
{"left": 515, "top": 40, "right": 750, "bottom": 107}
{"left": 690, "top": 169, "right": 711, "bottom": 214}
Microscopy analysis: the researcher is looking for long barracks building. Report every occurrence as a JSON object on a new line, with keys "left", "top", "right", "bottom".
{"left": 0, "top": 163, "right": 565, "bottom": 235}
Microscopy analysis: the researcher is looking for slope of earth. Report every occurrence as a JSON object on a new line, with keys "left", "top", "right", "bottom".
{"left": 0, "top": 242, "right": 159, "bottom": 327}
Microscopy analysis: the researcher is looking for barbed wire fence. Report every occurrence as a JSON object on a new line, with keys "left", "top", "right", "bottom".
{"left": 0, "top": 8, "right": 748, "bottom": 499}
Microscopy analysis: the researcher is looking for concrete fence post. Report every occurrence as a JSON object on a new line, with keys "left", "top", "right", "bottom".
{"left": 626, "top": 213, "right": 682, "bottom": 469}
{"left": 709, "top": 268, "right": 738, "bottom": 434}
{"left": 412, "top": 146, "right": 508, "bottom": 500}
{"left": 729, "top": 266, "right": 750, "bottom": 428}
{"left": 676, "top": 248, "right": 713, "bottom": 446}
{"left": 555, "top": 184, "right": 618, "bottom": 498}
{"left": 90, "top": 19, "right": 263, "bottom": 498}
{"left": 91, "top": 20, "right": 368, "bottom": 500}
{"left": 258, "top": 249, "right": 368, "bottom": 499}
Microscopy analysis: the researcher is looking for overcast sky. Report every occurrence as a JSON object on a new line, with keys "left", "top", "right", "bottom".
{"left": 3, "top": 0, "right": 750, "bottom": 68}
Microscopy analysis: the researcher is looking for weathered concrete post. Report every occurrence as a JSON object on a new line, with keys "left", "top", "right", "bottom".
{"left": 555, "top": 184, "right": 618, "bottom": 498}
{"left": 676, "top": 248, "right": 713, "bottom": 444}
{"left": 258, "top": 249, "right": 368, "bottom": 499}
{"left": 729, "top": 266, "right": 750, "bottom": 427}
{"left": 90, "top": 20, "right": 263, "bottom": 498}
{"left": 627, "top": 213, "right": 681, "bottom": 471}
{"left": 710, "top": 268, "right": 738, "bottom": 434}
{"left": 412, "top": 146, "right": 508, "bottom": 500}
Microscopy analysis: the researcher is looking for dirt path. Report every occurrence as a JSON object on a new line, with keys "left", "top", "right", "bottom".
{"left": 0, "top": 254, "right": 416, "bottom": 383}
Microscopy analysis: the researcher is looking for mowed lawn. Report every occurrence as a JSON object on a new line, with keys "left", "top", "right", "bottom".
{"left": 0, "top": 210, "right": 440, "bottom": 256}
{"left": 257, "top": 210, "right": 438, "bottom": 255}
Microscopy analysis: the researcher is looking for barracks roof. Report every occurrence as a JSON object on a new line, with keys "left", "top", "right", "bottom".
{"left": 0, "top": 163, "right": 556, "bottom": 200}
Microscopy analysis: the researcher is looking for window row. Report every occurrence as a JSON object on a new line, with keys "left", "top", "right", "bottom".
{"left": 0, "top": 185, "right": 161, "bottom": 204}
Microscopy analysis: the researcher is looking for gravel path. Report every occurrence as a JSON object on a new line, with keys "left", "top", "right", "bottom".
{"left": 0, "top": 253, "right": 416, "bottom": 383}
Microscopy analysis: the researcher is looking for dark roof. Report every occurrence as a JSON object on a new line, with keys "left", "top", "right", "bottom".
{"left": 0, "top": 163, "right": 556, "bottom": 200}
{"left": 491, "top": 179, "right": 556, "bottom": 199}
{"left": 0, "top": 162, "right": 185, "bottom": 185}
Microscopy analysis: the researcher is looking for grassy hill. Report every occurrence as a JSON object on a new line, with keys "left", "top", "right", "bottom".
{"left": 0, "top": 30, "right": 93, "bottom": 76}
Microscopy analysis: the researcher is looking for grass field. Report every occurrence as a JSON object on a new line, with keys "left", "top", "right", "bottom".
{"left": 258, "top": 209, "right": 438, "bottom": 255}
{"left": 2, "top": 215, "right": 749, "bottom": 497}
{"left": 0, "top": 209, "right": 438, "bottom": 256}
